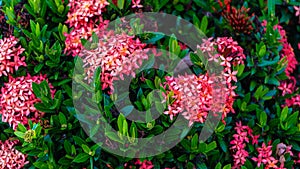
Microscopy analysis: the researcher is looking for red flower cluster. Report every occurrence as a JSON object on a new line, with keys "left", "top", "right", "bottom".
{"left": 230, "top": 121, "right": 259, "bottom": 168}
{"left": 80, "top": 30, "right": 148, "bottom": 94}
{"left": 0, "top": 36, "right": 26, "bottom": 77}
{"left": 0, "top": 74, "right": 55, "bottom": 130}
{"left": 0, "top": 140, "right": 28, "bottom": 169}
{"left": 64, "top": 0, "right": 109, "bottom": 56}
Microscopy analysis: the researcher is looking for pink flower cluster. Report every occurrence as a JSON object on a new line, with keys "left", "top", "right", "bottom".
{"left": 230, "top": 121, "right": 259, "bottom": 168}
{"left": 261, "top": 21, "right": 300, "bottom": 107}
{"left": 200, "top": 37, "right": 246, "bottom": 118}
{"left": 229, "top": 122, "right": 297, "bottom": 168}
{"left": 274, "top": 24, "right": 298, "bottom": 78}
{"left": 163, "top": 74, "right": 213, "bottom": 125}
{"left": 0, "top": 74, "right": 55, "bottom": 130}
{"left": 0, "top": 36, "right": 26, "bottom": 77}
{"left": 0, "top": 140, "right": 28, "bottom": 169}
{"left": 163, "top": 37, "right": 246, "bottom": 125}
{"left": 80, "top": 30, "right": 148, "bottom": 93}
{"left": 252, "top": 142, "right": 279, "bottom": 169}
{"left": 252, "top": 142, "right": 293, "bottom": 169}
{"left": 64, "top": 0, "right": 109, "bottom": 56}
{"left": 124, "top": 159, "right": 154, "bottom": 169}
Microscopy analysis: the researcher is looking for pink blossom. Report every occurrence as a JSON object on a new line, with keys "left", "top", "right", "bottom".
{"left": 80, "top": 30, "right": 148, "bottom": 94}
{"left": 0, "top": 36, "right": 26, "bottom": 77}
{"left": 278, "top": 81, "right": 294, "bottom": 96}
{"left": 132, "top": 0, "right": 143, "bottom": 8}
{"left": 294, "top": 6, "right": 300, "bottom": 23}
{"left": 0, "top": 140, "right": 29, "bottom": 169}
{"left": 230, "top": 122, "right": 259, "bottom": 168}
{"left": 0, "top": 74, "right": 55, "bottom": 130}
{"left": 64, "top": 0, "right": 109, "bottom": 56}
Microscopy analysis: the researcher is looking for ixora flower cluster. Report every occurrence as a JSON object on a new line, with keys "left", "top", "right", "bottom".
{"left": 0, "top": 74, "right": 55, "bottom": 130}
{"left": 163, "top": 37, "right": 245, "bottom": 125}
{"left": 230, "top": 121, "right": 259, "bottom": 169}
{"left": 64, "top": 0, "right": 109, "bottom": 56}
{"left": 0, "top": 140, "right": 29, "bottom": 169}
{"left": 267, "top": 22, "right": 300, "bottom": 108}
{"left": 0, "top": 36, "right": 26, "bottom": 77}
{"left": 230, "top": 122, "right": 294, "bottom": 169}
{"left": 80, "top": 30, "right": 148, "bottom": 93}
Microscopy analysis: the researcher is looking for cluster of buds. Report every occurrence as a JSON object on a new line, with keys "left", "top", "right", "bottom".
{"left": 230, "top": 121, "right": 259, "bottom": 168}
{"left": 80, "top": 30, "right": 148, "bottom": 94}
{"left": 14, "top": 0, "right": 32, "bottom": 29}
{"left": 0, "top": 140, "right": 29, "bottom": 169}
{"left": 0, "top": 1, "right": 31, "bottom": 37}
{"left": 0, "top": 74, "right": 55, "bottom": 130}
{"left": 0, "top": 7, "right": 13, "bottom": 37}
{"left": 219, "top": 1, "right": 254, "bottom": 34}
{"left": 0, "top": 36, "right": 26, "bottom": 77}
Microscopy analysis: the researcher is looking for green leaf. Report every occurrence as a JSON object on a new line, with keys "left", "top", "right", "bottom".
{"left": 223, "top": 164, "right": 231, "bottom": 169}
{"left": 73, "top": 136, "right": 86, "bottom": 146}
{"left": 106, "top": 131, "right": 124, "bottom": 144}
{"left": 58, "top": 112, "right": 67, "bottom": 125}
{"left": 72, "top": 153, "right": 89, "bottom": 163}
{"left": 258, "top": 44, "right": 266, "bottom": 57}
{"left": 169, "top": 34, "right": 180, "bottom": 57}
{"left": 117, "top": 0, "right": 125, "bottom": 9}
{"left": 267, "top": 77, "right": 279, "bottom": 86}
{"left": 187, "top": 162, "right": 195, "bottom": 169}
{"left": 200, "top": 16, "right": 208, "bottom": 33}
{"left": 259, "top": 111, "right": 267, "bottom": 126}
{"left": 280, "top": 106, "right": 288, "bottom": 122}
{"left": 286, "top": 111, "right": 299, "bottom": 129}
{"left": 14, "top": 131, "right": 25, "bottom": 138}
{"left": 218, "top": 138, "right": 227, "bottom": 153}
{"left": 34, "top": 63, "right": 44, "bottom": 73}
{"left": 17, "top": 123, "right": 27, "bottom": 132}
{"left": 205, "top": 141, "right": 217, "bottom": 153}
{"left": 191, "top": 134, "right": 198, "bottom": 150}
{"left": 177, "top": 154, "right": 187, "bottom": 162}
{"left": 268, "top": 0, "right": 275, "bottom": 17}
{"left": 117, "top": 114, "right": 125, "bottom": 132}
{"left": 64, "top": 140, "right": 72, "bottom": 155}
{"left": 32, "top": 82, "right": 41, "bottom": 98}
{"left": 215, "top": 163, "right": 222, "bottom": 169}
{"left": 81, "top": 144, "right": 91, "bottom": 154}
